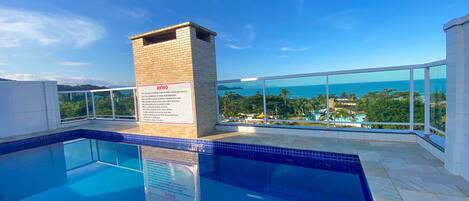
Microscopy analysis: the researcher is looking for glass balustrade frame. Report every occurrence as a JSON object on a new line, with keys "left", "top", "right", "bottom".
{"left": 57, "top": 60, "right": 447, "bottom": 149}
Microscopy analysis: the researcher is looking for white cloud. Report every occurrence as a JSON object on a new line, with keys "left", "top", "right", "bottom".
{"left": 0, "top": 7, "right": 104, "bottom": 48}
{"left": 225, "top": 44, "right": 251, "bottom": 50}
{"left": 0, "top": 73, "right": 131, "bottom": 86}
{"left": 52, "top": 76, "right": 115, "bottom": 86}
{"left": 119, "top": 7, "right": 150, "bottom": 19}
{"left": 0, "top": 73, "right": 37, "bottom": 81}
{"left": 281, "top": 47, "right": 310, "bottom": 52}
{"left": 224, "top": 23, "right": 255, "bottom": 50}
{"left": 218, "top": 33, "right": 234, "bottom": 43}
{"left": 58, "top": 61, "right": 90, "bottom": 66}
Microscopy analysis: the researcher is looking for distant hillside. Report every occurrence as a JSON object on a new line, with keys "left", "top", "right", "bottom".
{"left": 218, "top": 85, "right": 242, "bottom": 90}
{"left": 58, "top": 84, "right": 107, "bottom": 91}
{"left": 0, "top": 78, "right": 109, "bottom": 91}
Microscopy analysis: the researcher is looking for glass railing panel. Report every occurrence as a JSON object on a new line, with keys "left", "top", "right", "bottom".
{"left": 112, "top": 89, "right": 136, "bottom": 120}
{"left": 329, "top": 70, "right": 410, "bottom": 129}
{"left": 430, "top": 65, "right": 446, "bottom": 136}
{"left": 117, "top": 143, "right": 141, "bottom": 170}
{"left": 93, "top": 91, "right": 113, "bottom": 118}
{"left": 97, "top": 140, "right": 117, "bottom": 164}
{"left": 217, "top": 80, "right": 264, "bottom": 124}
{"left": 265, "top": 76, "right": 327, "bottom": 127}
{"left": 59, "top": 92, "right": 88, "bottom": 122}
{"left": 86, "top": 92, "right": 92, "bottom": 117}
{"left": 64, "top": 139, "right": 93, "bottom": 170}
{"left": 413, "top": 68, "right": 425, "bottom": 131}
{"left": 95, "top": 140, "right": 141, "bottom": 170}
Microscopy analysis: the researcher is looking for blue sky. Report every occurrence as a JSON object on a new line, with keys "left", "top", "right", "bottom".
{"left": 0, "top": 0, "right": 467, "bottom": 86}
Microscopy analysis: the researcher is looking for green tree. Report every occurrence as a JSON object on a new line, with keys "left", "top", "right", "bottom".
{"left": 219, "top": 91, "right": 243, "bottom": 118}
{"left": 430, "top": 92, "right": 446, "bottom": 131}
{"left": 280, "top": 88, "right": 290, "bottom": 105}
{"left": 357, "top": 90, "right": 411, "bottom": 129}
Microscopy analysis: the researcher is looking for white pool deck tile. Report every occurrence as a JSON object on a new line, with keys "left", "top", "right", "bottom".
{"left": 2, "top": 120, "right": 469, "bottom": 201}
{"left": 437, "top": 195, "right": 469, "bottom": 201}
{"left": 397, "top": 189, "right": 439, "bottom": 201}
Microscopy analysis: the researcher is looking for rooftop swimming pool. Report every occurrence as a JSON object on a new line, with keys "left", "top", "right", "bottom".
{"left": 0, "top": 130, "right": 372, "bottom": 201}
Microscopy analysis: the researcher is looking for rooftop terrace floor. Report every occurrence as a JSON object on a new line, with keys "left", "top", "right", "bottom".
{"left": 2, "top": 120, "right": 469, "bottom": 201}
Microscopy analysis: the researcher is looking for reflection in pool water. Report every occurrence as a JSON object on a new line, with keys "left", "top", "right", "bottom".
{"left": 0, "top": 139, "right": 369, "bottom": 201}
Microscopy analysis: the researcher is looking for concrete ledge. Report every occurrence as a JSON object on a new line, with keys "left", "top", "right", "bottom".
{"left": 216, "top": 124, "right": 417, "bottom": 142}
{"left": 417, "top": 137, "right": 445, "bottom": 161}
{"left": 215, "top": 124, "right": 448, "bottom": 162}
{"left": 59, "top": 119, "right": 91, "bottom": 128}
{"left": 444, "top": 13, "right": 469, "bottom": 30}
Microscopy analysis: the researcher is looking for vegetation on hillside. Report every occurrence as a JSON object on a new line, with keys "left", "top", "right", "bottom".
{"left": 59, "top": 90, "right": 135, "bottom": 120}
{"left": 58, "top": 85, "right": 446, "bottom": 133}
{"left": 58, "top": 84, "right": 107, "bottom": 91}
{"left": 219, "top": 88, "right": 446, "bottom": 131}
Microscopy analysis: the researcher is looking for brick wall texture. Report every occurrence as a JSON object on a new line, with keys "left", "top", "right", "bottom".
{"left": 130, "top": 23, "right": 217, "bottom": 138}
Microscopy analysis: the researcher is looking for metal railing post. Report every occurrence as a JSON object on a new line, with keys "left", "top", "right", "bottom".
{"left": 409, "top": 69, "right": 414, "bottom": 131}
{"left": 137, "top": 146, "right": 143, "bottom": 171}
{"left": 91, "top": 92, "right": 96, "bottom": 119}
{"left": 326, "top": 75, "right": 330, "bottom": 128}
{"left": 424, "top": 67, "right": 431, "bottom": 135}
{"left": 115, "top": 143, "right": 119, "bottom": 165}
{"left": 110, "top": 90, "right": 116, "bottom": 120}
{"left": 58, "top": 93, "right": 63, "bottom": 123}
{"left": 262, "top": 80, "right": 268, "bottom": 124}
{"left": 85, "top": 92, "right": 89, "bottom": 119}
{"left": 133, "top": 88, "right": 138, "bottom": 121}
{"left": 215, "top": 83, "right": 221, "bottom": 123}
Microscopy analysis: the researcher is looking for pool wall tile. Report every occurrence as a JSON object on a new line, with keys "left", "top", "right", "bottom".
{"left": 0, "top": 128, "right": 373, "bottom": 201}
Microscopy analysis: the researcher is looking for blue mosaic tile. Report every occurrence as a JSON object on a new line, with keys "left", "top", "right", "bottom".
{"left": 0, "top": 128, "right": 373, "bottom": 200}
{"left": 1, "top": 129, "right": 362, "bottom": 170}
{"left": 0, "top": 130, "right": 81, "bottom": 155}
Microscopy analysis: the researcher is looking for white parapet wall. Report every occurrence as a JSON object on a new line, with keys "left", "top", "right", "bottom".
{"left": 216, "top": 125, "right": 417, "bottom": 142}
{"left": 0, "top": 81, "right": 60, "bottom": 138}
{"left": 217, "top": 124, "right": 446, "bottom": 161}
{"left": 444, "top": 13, "right": 469, "bottom": 180}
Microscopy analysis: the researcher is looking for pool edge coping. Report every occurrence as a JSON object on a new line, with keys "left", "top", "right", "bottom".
{"left": 0, "top": 128, "right": 374, "bottom": 201}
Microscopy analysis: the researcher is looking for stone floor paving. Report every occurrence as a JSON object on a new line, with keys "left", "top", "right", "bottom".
{"left": 202, "top": 131, "right": 469, "bottom": 201}
{"left": 2, "top": 121, "right": 469, "bottom": 201}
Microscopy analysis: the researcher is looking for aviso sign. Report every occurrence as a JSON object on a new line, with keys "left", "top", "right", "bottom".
{"left": 138, "top": 82, "right": 194, "bottom": 124}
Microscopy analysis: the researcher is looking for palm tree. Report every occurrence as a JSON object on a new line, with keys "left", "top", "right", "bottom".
{"left": 349, "top": 93, "right": 358, "bottom": 102}
{"left": 279, "top": 88, "right": 290, "bottom": 105}
{"left": 291, "top": 98, "right": 308, "bottom": 117}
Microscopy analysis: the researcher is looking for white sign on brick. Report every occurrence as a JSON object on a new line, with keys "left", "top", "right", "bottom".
{"left": 138, "top": 82, "right": 194, "bottom": 124}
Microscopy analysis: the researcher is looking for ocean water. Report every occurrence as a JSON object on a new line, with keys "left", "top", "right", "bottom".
{"left": 0, "top": 138, "right": 371, "bottom": 201}
{"left": 218, "top": 79, "right": 446, "bottom": 98}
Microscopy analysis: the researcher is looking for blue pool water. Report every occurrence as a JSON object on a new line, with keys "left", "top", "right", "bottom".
{"left": 0, "top": 134, "right": 371, "bottom": 201}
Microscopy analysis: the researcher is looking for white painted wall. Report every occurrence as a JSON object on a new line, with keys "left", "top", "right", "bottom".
{"left": 0, "top": 81, "right": 60, "bottom": 138}
{"left": 216, "top": 125, "right": 417, "bottom": 142}
{"left": 216, "top": 124, "right": 446, "bottom": 161}
{"left": 444, "top": 14, "right": 469, "bottom": 180}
